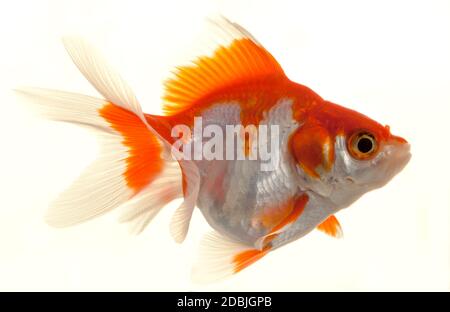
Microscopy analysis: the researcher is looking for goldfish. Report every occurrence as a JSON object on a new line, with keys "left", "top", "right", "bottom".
{"left": 17, "top": 17, "right": 411, "bottom": 282}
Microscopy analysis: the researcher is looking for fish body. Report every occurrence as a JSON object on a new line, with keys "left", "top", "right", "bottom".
{"left": 18, "top": 18, "right": 411, "bottom": 282}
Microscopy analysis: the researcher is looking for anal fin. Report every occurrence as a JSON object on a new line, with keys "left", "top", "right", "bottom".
{"left": 192, "top": 232, "right": 270, "bottom": 283}
{"left": 233, "top": 246, "right": 271, "bottom": 274}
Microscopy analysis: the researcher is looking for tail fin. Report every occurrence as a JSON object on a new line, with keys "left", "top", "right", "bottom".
{"left": 16, "top": 38, "right": 199, "bottom": 233}
{"left": 16, "top": 87, "right": 172, "bottom": 227}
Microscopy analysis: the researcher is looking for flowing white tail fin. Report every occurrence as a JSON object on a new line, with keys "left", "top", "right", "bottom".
{"left": 17, "top": 38, "right": 199, "bottom": 239}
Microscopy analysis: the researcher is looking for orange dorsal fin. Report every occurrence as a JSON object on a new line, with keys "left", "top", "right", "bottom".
{"left": 317, "top": 215, "right": 343, "bottom": 238}
{"left": 162, "top": 18, "right": 287, "bottom": 115}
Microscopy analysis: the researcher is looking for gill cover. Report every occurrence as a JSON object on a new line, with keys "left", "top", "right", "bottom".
{"left": 290, "top": 123, "right": 334, "bottom": 178}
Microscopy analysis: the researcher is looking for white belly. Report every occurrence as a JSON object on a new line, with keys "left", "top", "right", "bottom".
{"left": 189, "top": 98, "right": 302, "bottom": 245}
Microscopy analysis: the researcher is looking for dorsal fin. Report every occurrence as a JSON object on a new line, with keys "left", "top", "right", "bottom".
{"left": 162, "top": 17, "right": 287, "bottom": 116}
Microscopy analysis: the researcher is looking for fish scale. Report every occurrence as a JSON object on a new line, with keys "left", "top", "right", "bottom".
{"left": 20, "top": 17, "right": 410, "bottom": 282}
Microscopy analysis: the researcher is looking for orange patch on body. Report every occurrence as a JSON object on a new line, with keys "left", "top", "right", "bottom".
{"left": 240, "top": 125, "right": 257, "bottom": 157}
{"left": 290, "top": 124, "right": 333, "bottom": 178}
{"left": 309, "top": 101, "right": 393, "bottom": 146}
{"left": 99, "top": 103, "right": 164, "bottom": 194}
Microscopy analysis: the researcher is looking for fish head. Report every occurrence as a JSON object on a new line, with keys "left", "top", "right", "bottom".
{"left": 291, "top": 100, "right": 411, "bottom": 208}
{"left": 330, "top": 126, "right": 411, "bottom": 208}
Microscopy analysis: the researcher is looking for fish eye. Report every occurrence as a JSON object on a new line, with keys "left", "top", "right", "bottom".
{"left": 348, "top": 132, "right": 377, "bottom": 159}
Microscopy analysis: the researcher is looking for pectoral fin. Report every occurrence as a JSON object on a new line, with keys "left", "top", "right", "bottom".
{"left": 317, "top": 215, "right": 343, "bottom": 238}
{"left": 254, "top": 194, "right": 309, "bottom": 250}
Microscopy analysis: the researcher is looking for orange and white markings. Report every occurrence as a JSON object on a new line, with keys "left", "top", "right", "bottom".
{"left": 99, "top": 103, "right": 164, "bottom": 195}
{"left": 317, "top": 215, "right": 343, "bottom": 238}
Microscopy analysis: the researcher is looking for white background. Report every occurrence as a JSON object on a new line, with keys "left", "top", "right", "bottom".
{"left": 0, "top": 0, "right": 449, "bottom": 291}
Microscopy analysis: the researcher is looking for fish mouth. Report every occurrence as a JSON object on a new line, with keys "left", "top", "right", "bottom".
{"left": 385, "top": 141, "right": 411, "bottom": 177}
{"left": 386, "top": 131, "right": 411, "bottom": 165}
{"left": 397, "top": 144, "right": 412, "bottom": 170}
{"left": 395, "top": 142, "right": 411, "bottom": 161}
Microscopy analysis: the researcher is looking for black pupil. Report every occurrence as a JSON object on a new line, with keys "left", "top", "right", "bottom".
{"left": 357, "top": 137, "right": 373, "bottom": 153}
